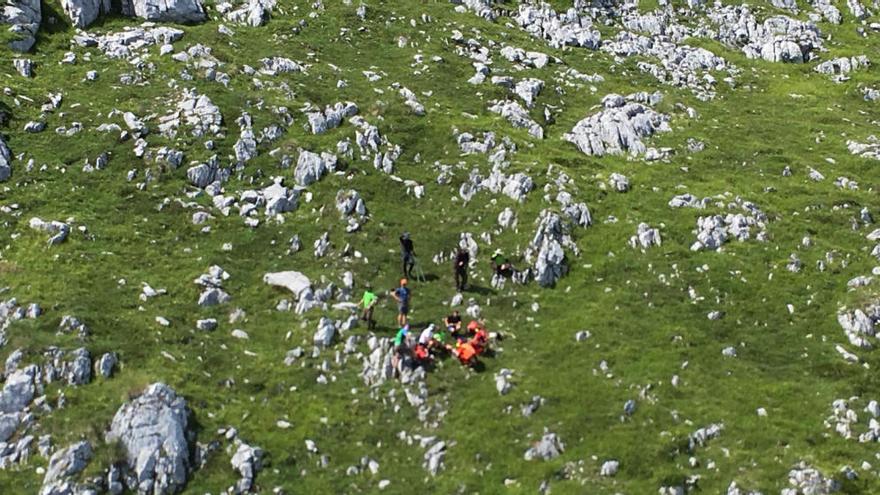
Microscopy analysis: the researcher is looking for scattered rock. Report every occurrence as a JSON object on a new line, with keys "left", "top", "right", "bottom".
{"left": 524, "top": 432, "right": 564, "bottom": 461}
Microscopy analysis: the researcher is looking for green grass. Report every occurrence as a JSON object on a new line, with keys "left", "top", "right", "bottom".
{"left": 1, "top": 0, "right": 880, "bottom": 493}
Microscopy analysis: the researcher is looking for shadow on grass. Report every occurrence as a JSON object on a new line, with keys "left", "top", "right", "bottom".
{"left": 0, "top": 101, "right": 12, "bottom": 128}
{"left": 38, "top": 0, "right": 71, "bottom": 35}
{"left": 463, "top": 284, "right": 493, "bottom": 296}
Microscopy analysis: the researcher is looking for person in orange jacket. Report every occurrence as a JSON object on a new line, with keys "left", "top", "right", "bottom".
{"left": 453, "top": 341, "right": 478, "bottom": 366}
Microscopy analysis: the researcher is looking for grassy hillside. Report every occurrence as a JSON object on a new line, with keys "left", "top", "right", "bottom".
{"left": 2, "top": 0, "right": 880, "bottom": 493}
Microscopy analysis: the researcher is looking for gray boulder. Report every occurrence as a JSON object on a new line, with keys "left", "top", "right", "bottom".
{"left": 230, "top": 440, "right": 264, "bottom": 493}
{"left": 121, "top": 0, "right": 205, "bottom": 22}
{"left": 524, "top": 432, "right": 564, "bottom": 461}
{"left": 59, "top": 0, "right": 109, "bottom": 28}
{"left": 97, "top": 352, "right": 118, "bottom": 378}
{"left": 629, "top": 223, "right": 662, "bottom": 249}
{"left": 66, "top": 348, "right": 91, "bottom": 386}
{"left": 514, "top": 78, "right": 544, "bottom": 108}
{"left": 488, "top": 100, "right": 543, "bottom": 139}
{"left": 563, "top": 93, "right": 670, "bottom": 157}
{"left": 234, "top": 113, "right": 257, "bottom": 163}
{"left": 600, "top": 459, "right": 619, "bottom": 477}
{"left": 29, "top": 217, "right": 70, "bottom": 245}
{"left": 513, "top": 3, "right": 600, "bottom": 49}
{"left": 294, "top": 150, "right": 336, "bottom": 186}
{"left": 815, "top": 56, "right": 870, "bottom": 77}
{"left": 335, "top": 189, "right": 367, "bottom": 217}
{"left": 771, "top": 0, "right": 798, "bottom": 10}
{"left": 187, "top": 161, "right": 218, "bottom": 189}
{"left": 224, "top": 0, "right": 275, "bottom": 26}
{"left": 526, "top": 210, "right": 578, "bottom": 287}
{"left": 263, "top": 271, "right": 311, "bottom": 300}
{"left": 0, "top": 136, "right": 11, "bottom": 182}
{"left": 1, "top": 0, "right": 41, "bottom": 52}
{"left": 313, "top": 317, "right": 336, "bottom": 347}
{"left": 0, "top": 365, "right": 36, "bottom": 413}
{"left": 40, "top": 441, "right": 92, "bottom": 495}
{"left": 303, "top": 101, "right": 357, "bottom": 134}
{"left": 0, "top": 413, "right": 20, "bottom": 442}
{"left": 105, "top": 383, "right": 192, "bottom": 494}
{"left": 13, "top": 58, "right": 33, "bottom": 77}
{"left": 198, "top": 288, "right": 230, "bottom": 306}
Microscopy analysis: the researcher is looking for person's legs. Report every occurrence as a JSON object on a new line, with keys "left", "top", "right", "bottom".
{"left": 454, "top": 270, "right": 461, "bottom": 291}
{"left": 392, "top": 348, "right": 401, "bottom": 375}
{"left": 461, "top": 269, "right": 468, "bottom": 290}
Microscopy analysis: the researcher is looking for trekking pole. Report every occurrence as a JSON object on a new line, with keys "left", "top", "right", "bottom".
{"left": 412, "top": 256, "right": 427, "bottom": 282}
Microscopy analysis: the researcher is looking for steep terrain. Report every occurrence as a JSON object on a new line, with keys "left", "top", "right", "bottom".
{"left": 2, "top": 0, "right": 880, "bottom": 493}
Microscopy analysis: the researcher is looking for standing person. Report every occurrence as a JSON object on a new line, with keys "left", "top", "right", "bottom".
{"left": 453, "top": 247, "right": 470, "bottom": 292}
{"left": 400, "top": 232, "right": 415, "bottom": 279}
{"left": 359, "top": 284, "right": 377, "bottom": 330}
{"left": 392, "top": 324, "right": 410, "bottom": 372}
{"left": 391, "top": 278, "right": 411, "bottom": 327}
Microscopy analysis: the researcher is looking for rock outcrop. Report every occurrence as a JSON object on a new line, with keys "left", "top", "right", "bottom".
{"left": 2, "top": 0, "right": 41, "bottom": 52}
{"left": 105, "top": 383, "right": 193, "bottom": 494}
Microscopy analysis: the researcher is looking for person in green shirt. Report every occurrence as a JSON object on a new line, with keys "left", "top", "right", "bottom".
{"left": 392, "top": 324, "right": 410, "bottom": 372}
{"left": 491, "top": 249, "right": 513, "bottom": 277}
{"left": 359, "top": 284, "right": 378, "bottom": 330}
{"left": 393, "top": 325, "right": 409, "bottom": 347}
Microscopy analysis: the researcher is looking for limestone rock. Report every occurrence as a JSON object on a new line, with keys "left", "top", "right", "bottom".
{"left": 121, "top": 0, "right": 206, "bottom": 23}
{"left": 563, "top": 93, "right": 670, "bottom": 157}
{"left": 2, "top": 0, "right": 41, "bottom": 52}
{"left": 105, "top": 383, "right": 192, "bottom": 494}
{"left": 40, "top": 441, "right": 92, "bottom": 495}
{"left": 524, "top": 432, "right": 564, "bottom": 461}
{"left": 59, "top": 0, "right": 109, "bottom": 28}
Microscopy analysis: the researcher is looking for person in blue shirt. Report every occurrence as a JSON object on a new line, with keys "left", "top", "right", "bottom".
{"left": 391, "top": 278, "right": 411, "bottom": 326}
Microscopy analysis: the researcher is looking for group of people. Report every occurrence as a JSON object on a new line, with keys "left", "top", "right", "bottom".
{"left": 351, "top": 232, "right": 506, "bottom": 371}
{"left": 358, "top": 279, "right": 489, "bottom": 368}
{"left": 401, "top": 230, "right": 518, "bottom": 292}
{"left": 392, "top": 311, "right": 490, "bottom": 369}
{"left": 357, "top": 277, "right": 410, "bottom": 331}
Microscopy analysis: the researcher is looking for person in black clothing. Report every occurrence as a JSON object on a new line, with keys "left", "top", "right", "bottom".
{"left": 400, "top": 232, "right": 415, "bottom": 278}
{"left": 491, "top": 249, "right": 514, "bottom": 277}
{"left": 453, "top": 248, "right": 469, "bottom": 291}
{"left": 444, "top": 310, "right": 463, "bottom": 342}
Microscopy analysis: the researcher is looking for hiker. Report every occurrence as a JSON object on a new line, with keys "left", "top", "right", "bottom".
{"left": 444, "top": 310, "right": 463, "bottom": 341}
{"left": 415, "top": 324, "right": 436, "bottom": 363}
{"left": 418, "top": 323, "right": 436, "bottom": 348}
{"left": 358, "top": 284, "right": 377, "bottom": 330}
{"left": 491, "top": 249, "right": 513, "bottom": 277}
{"left": 413, "top": 342, "right": 431, "bottom": 363}
{"left": 400, "top": 232, "right": 415, "bottom": 279}
{"left": 431, "top": 325, "right": 449, "bottom": 354}
{"left": 453, "top": 247, "right": 470, "bottom": 291}
{"left": 452, "top": 340, "right": 478, "bottom": 367}
{"left": 469, "top": 320, "right": 489, "bottom": 354}
{"left": 391, "top": 278, "right": 411, "bottom": 327}
{"left": 392, "top": 324, "right": 411, "bottom": 372}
